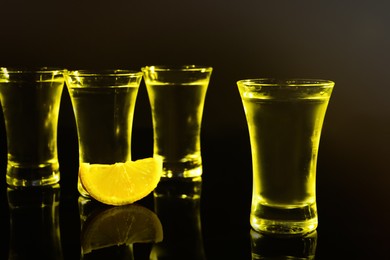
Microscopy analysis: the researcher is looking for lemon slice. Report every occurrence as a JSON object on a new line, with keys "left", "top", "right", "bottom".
{"left": 80, "top": 157, "right": 163, "bottom": 206}
{"left": 81, "top": 204, "right": 163, "bottom": 254}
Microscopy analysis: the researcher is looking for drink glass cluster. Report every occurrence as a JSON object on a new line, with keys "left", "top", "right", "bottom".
{"left": 1, "top": 65, "right": 335, "bottom": 241}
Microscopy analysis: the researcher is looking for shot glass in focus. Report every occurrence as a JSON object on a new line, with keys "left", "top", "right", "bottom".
{"left": 64, "top": 70, "right": 142, "bottom": 197}
{"left": 238, "top": 78, "right": 334, "bottom": 236}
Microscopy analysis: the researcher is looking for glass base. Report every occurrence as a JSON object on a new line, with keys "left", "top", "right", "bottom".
{"left": 6, "top": 163, "right": 60, "bottom": 187}
{"left": 250, "top": 203, "right": 318, "bottom": 236}
{"left": 162, "top": 162, "right": 202, "bottom": 178}
{"left": 154, "top": 176, "right": 202, "bottom": 199}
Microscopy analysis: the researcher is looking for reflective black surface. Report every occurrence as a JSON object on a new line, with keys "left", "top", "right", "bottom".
{"left": 0, "top": 128, "right": 389, "bottom": 260}
{"left": 7, "top": 185, "right": 63, "bottom": 259}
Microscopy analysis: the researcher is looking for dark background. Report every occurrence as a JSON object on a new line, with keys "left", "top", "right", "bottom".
{"left": 1, "top": 0, "right": 389, "bottom": 170}
{"left": 0, "top": 0, "right": 390, "bottom": 259}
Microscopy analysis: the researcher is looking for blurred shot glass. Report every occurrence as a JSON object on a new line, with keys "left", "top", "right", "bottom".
{"left": 142, "top": 65, "right": 212, "bottom": 179}
{"left": 0, "top": 68, "right": 65, "bottom": 186}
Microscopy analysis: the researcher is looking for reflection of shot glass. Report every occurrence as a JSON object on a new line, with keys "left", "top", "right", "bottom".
{"left": 250, "top": 229, "right": 317, "bottom": 259}
{"left": 7, "top": 184, "right": 63, "bottom": 259}
{"left": 78, "top": 197, "right": 163, "bottom": 258}
{"left": 151, "top": 177, "right": 206, "bottom": 260}
{"left": 142, "top": 65, "right": 212, "bottom": 178}
{"left": 238, "top": 79, "right": 334, "bottom": 236}
{"left": 64, "top": 70, "right": 142, "bottom": 196}
{"left": 0, "top": 68, "right": 65, "bottom": 186}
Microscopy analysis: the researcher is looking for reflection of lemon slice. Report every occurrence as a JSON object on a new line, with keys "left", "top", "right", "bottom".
{"left": 81, "top": 204, "right": 163, "bottom": 254}
{"left": 80, "top": 157, "right": 162, "bottom": 206}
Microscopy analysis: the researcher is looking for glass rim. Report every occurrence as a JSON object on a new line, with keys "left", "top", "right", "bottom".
{"left": 141, "top": 65, "right": 213, "bottom": 72}
{"left": 0, "top": 67, "right": 66, "bottom": 74}
{"left": 64, "top": 69, "right": 142, "bottom": 77}
{"left": 237, "top": 78, "right": 335, "bottom": 87}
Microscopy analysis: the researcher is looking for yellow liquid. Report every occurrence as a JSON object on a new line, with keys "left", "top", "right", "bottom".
{"left": 68, "top": 86, "right": 139, "bottom": 196}
{"left": 68, "top": 86, "right": 139, "bottom": 164}
{"left": 146, "top": 82, "right": 208, "bottom": 177}
{"left": 0, "top": 79, "right": 64, "bottom": 186}
{"left": 242, "top": 87, "right": 331, "bottom": 235}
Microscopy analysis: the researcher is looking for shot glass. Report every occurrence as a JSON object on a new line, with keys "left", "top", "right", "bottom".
{"left": 64, "top": 70, "right": 143, "bottom": 197}
{"left": 142, "top": 65, "right": 212, "bottom": 178}
{"left": 0, "top": 68, "right": 65, "bottom": 186}
{"left": 237, "top": 79, "right": 334, "bottom": 236}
